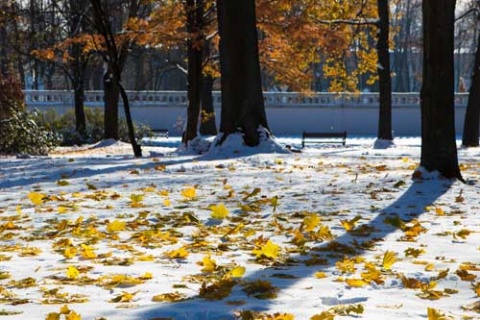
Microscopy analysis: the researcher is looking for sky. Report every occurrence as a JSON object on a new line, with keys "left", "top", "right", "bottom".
{"left": 0, "top": 135, "right": 480, "bottom": 320}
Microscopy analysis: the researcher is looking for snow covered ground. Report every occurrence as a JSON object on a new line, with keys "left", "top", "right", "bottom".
{"left": 1, "top": 135, "right": 480, "bottom": 320}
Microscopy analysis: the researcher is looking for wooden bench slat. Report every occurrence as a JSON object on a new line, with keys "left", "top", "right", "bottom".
{"left": 302, "top": 131, "right": 347, "bottom": 147}
{"left": 152, "top": 129, "right": 169, "bottom": 138}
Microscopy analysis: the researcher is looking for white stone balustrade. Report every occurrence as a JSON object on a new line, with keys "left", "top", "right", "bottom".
{"left": 24, "top": 90, "right": 470, "bottom": 109}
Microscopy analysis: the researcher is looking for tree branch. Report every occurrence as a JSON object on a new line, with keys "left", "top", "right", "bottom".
{"left": 313, "top": 18, "right": 379, "bottom": 27}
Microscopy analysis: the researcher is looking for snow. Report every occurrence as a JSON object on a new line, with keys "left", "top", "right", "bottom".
{"left": 1, "top": 135, "right": 480, "bottom": 320}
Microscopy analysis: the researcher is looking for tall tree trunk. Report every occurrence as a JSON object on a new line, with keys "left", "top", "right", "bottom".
{"left": 119, "top": 83, "right": 142, "bottom": 157}
{"left": 70, "top": 39, "right": 87, "bottom": 139}
{"left": 184, "top": 0, "right": 203, "bottom": 144}
{"left": 376, "top": 0, "right": 393, "bottom": 141}
{"left": 420, "top": 0, "right": 463, "bottom": 180}
{"left": 462, "top": 27, "right": 480, "bottom": 147}
{"left": 103, "top": 68, "right": 119, "bottom": 140}
{"left": 216, "top": 0, "right": 270, "bottom": 146}
{"left": 199, "top": 74, "right": 217, "bottom": 135}
{"left": 73, "top": 81, "right": 87, "bottom": 137}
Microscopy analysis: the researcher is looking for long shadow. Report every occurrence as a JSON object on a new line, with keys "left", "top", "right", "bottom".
{"left": 134, "top": 179, "right": 453, "bottom": 320}
{"left": 0, "top": 143, "right": 290, "bottom": 191}
{"left": 0, "top": 154, "right": 201, "bottom": 190}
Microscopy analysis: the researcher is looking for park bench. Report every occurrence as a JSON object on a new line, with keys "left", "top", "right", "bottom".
{"left": 152, "top": 129, "right": 169, "bottom": 138}
{"left": 301, "top": 131, "right": 347, "bottom": 148}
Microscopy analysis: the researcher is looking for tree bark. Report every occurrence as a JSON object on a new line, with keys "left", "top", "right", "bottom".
{"left": 103, "top": 68, "right": 119, "bottom": 141}
{"left": 420, "top": 0, "right": 463, "bottom": 180}
{"left": 462, "top": 25, "right": 480, "bottom": 147}
{"left": 119, "top": 82, "right": 142, "bottom": 157}
{"left": 73, "top": 79, "right": 87, "bottom": 137}
{"left": 183, "top": 0, "right": 203, "bottom": 144}
{"left": 376, "top": 0, "right": 393, "bottom": 141}
{"left": 199, "top": 74, "right": 217, "bottom": 135}
{"left": 216, "top": 0, "right": 270, "bottom": 146}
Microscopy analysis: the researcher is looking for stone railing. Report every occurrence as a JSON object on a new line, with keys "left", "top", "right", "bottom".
{"left": 24, "top": 90, "right": 469, "bottom": 109}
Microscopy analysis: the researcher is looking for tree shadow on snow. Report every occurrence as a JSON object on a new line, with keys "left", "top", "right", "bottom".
{"left": 133, "top": 179, "right": 454, "bottom": 320}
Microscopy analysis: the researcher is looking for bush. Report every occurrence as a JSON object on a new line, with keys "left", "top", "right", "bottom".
{"left": 0, "top": 110, "right": 60, "bottom": 155}
{"left": 33, "top": 107, "right": 153, "bottom": 146}
{"left": 0, "top": 74, "right": 59, "bottom": 155}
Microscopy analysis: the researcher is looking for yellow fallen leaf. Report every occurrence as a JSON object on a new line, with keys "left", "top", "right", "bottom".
{"left": 165, "top": 247, "right": 189, "bottom": 259}
{"left": 181, "top": 186, "right": 196, "bottom": 200}
{"left": 66, "top": 266, "right": 80, "bottom": 280}
{"left": 46, "top": 312, "right": 61, "bottom": 320}
{"left": 425, "top": 263, "right": 435, "bottom": 271}
{"left": 139, "top": 272, "right": 153, "bottom": 280}
{"left": 129, "top": 194, "right": 144, "bottom": 207}
{"left": 226, "top": 266, "right": 246, "bottom": 278}
{"left": 252, "top": 239, "right": 280, "bottom": 260}
{"left": 311, "top": 311, "right": 335, "bottom": 320}
{"left": 340, "top": 215, "right": 362, "bottom": 232}
{"left": 159, "top": 190, "right": 169, "bottom": 196}
{"left": 142, "top": 186, "right": 156, "bottom": 193}
{"left": 152, "top": 292, "right": 188, "bottom": 302}
{"left": 63, "top": 247, "right": 77, "bottom": 259}
{"left": 314, "top": 272, "right": 327, "bottom": 279}
{"left": 303, "top": 213, "right": 321, "bottom": 232}
{"left": 110, "top": 290, "right": 138, "bottom": 303}
{"left": 107, "top": 220, "right": 126, "bottom": 233}
{"left": 435, "top": 207, "right": 445, "bottom": 216}
{"left": 201, "top": 255, "right": 217, "bottom": 273}
{"left": 346, "top": 278, "right": 368, "bottom": 287}
{"left": 28, "top": 192, "right": 45, "bottom": 206}
{"left": 65, "top": 310, "right": 81, "bottom": 320}
{"left": 16, "top": 205, "right": 22, "bottom": 215}
{"left": 57, "top": 206, "right": 68, "bottom": 214}
{"left": 472, "top": 282, "right": 480, "bottom": 297}
{"left": 163, "top": 198, "right": 171, "bottom": 206}
{"left": 427, "top": 307, "right": 446, "bottom": 320}
{"left": 210, "top": 203, "right": 229, "bottom": 219}
{"left": 80, "top": 244, "right": 96, "bottom": 259}
{"left": 383, "top": 250, "right": 397, "bottom": 270}
{"left": 316, "top": 225, "right": 334, "bottom": 241}
{"left": 60, "top": 305, "right": 70, "bottom": 314}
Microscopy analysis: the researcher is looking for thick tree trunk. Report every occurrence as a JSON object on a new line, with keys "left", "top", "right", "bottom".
{"left": 73, "top": 84, "right": 87, "bottom": 138}
{"left": 216, "top": 0, "right": 269, "bottom": 146}
{"left": 183, "top": 0, "right": 203, "bottom": 144}
{"left": 420, "top": 0, "right": 463, "bottom": 180}
{"left": 103, "top": 68, "right": 119, "bottom": 140}
{"left": 376, "top": 0, "right": 393, "bottom": 141}
{"left": 462, "top": 28, "right": 480, "bottom": 147}
{"left": 199, "top": 74, "right": 217, "bottom": 135}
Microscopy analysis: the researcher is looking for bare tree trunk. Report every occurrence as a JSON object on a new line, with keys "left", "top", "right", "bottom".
{"left": 119, "top": 83, "right": 142, "bottom": 157}
{"left": 462, "top": 26, "right": 480, "bottom": 147}
{"left": 216, "top": 0, "right": 270, "bottom": 146}
{"left": 376, "top": 0, "right": 393, "bottom": 141}
{"left": 73, "top": 79, "right": 87, "bottom": 137}
{"left": 183, "top": 0, "right": 203, "bottom": 144}
{"left": 103, "top": 68, "right": 120, "bottom": 140}
{"left": 420, "top": 0, "right": 463, "bottom": 180}
{"left": 199, "top": 74, "right": 217, "bottom": 135}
